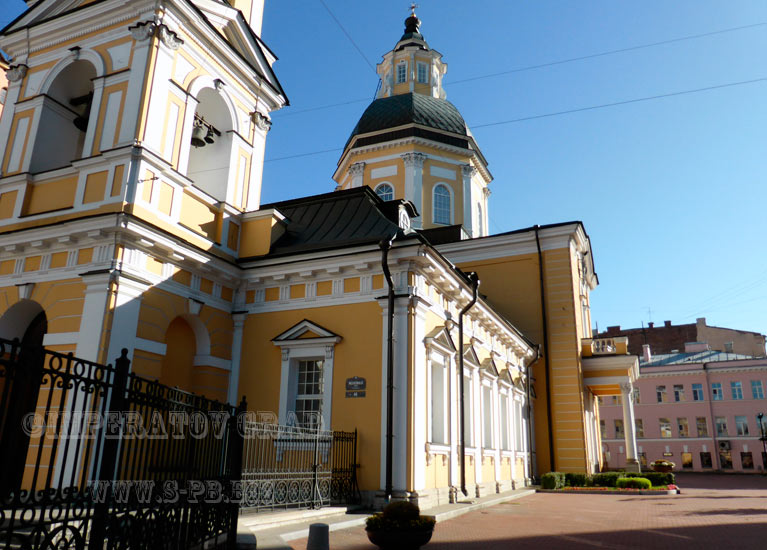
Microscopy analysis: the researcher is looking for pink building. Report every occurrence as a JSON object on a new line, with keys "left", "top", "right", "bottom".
{"left": 599, "top": 343, "right": 767, "bottom": 473}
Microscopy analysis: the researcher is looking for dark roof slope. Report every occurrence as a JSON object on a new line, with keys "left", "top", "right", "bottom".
{"left": 255, "top": 187, "right": 411, "bottom": 258}
{"left": 346, "top": 93, "right": 468, "bottom": 149}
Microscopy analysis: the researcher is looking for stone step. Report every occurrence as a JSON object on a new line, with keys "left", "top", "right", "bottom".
{"left": 239, "top": 506, "right": 356, "bottom": 531}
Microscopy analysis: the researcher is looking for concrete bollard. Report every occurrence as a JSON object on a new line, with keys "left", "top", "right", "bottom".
{"left": 306, "top": 523, "right": 329, "bottom": 550}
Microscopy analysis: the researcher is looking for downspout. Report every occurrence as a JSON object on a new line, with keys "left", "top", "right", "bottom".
{"left": 458, "top": 272, "right": 479, "bottom": 497}
{"left": 534, "top": 225, "right": 555, "bottom": 473}
{"left": 526, "top": 345, "right": 540, "bottom": 481}
{"left": 380, "top": 238, "right": 396, "bottom": 501}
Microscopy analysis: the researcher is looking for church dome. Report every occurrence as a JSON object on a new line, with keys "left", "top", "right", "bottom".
{"left": 345, "top": 92, "right": 469, "bottom": 150}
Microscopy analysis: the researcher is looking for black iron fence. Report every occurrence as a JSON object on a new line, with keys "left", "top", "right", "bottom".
{"left": 0, "top": 338, "right": 244, "bottom": 549}
{"left": 240, "top": 422, "right": 359, "bottom": 511}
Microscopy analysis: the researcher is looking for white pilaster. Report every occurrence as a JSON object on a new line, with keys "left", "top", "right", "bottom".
{"left": 76, "top": 272, "right": 113, "bottom": 362}
{"left": 401, "top": 153, "right": 425, "bottom": 227}
{"left": 621, "top": 383, "right": 639, "bottom": 468}
{"left": 412, "top": 302, "right": 428, "bottom": 492}
{"left": 461, "top": 165, "right": 476, "bottom": 237}
{"left": 104, "top": 275, "right": 150, "bottom": 364}
{"left": 349, "top": 162, "right": 366, "bottom": 188}
{"left": 227, "top": 312, "right": 247, "bottom": 405}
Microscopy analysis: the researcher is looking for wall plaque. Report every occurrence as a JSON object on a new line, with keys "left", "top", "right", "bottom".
{"left": 345, "top": 376, "right": 366, "bottom": 398}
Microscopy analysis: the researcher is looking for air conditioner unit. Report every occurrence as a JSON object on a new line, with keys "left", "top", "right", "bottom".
{"left": 719, "top": 440, "right": 731, "bottom": 451}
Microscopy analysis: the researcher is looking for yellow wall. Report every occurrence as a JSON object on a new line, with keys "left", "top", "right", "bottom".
{"left": 239, "top": 302, "right": 384, "bottom": 491}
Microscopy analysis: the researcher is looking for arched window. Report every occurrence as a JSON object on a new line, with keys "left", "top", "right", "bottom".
{"left": 375, "top": 183, "right": 394, "bottom": 201}
{"left": 433, "top": 184, "right": 451, "bottom": 225}
{"left": 186, "top": 87, "right": 234, "bottom": 201}
{"left": 477, "top": 203, "right": 484, "bottom": 237}
{"left": 29, "top": 60, "right": 96, "bottom": 173}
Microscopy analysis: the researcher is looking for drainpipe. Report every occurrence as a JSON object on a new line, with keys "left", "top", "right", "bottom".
{"left": 534, "top": 225, "right": 555, "bottom": 473}
{"left": 526, "top": 346, "right": 540, "bottom": 481}
{"left": 458, "top": 272, "right": 479, "bottom": 497}
{"left": 379, "top": 238, "right": 396, "bottom": 501}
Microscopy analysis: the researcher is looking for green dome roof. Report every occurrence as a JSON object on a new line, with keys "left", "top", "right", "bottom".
{"left": 345, "top": 93, "right": 469, "bottom": 150}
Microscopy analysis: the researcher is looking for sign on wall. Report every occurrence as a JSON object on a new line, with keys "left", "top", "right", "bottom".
{"left": 345, "top": 377, "right": 366, "bottom": 398}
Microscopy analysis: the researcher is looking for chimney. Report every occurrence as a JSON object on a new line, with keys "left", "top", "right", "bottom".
{"left": 642, "top": 344, "right": 652, "bottom": 363}
{"left": 684, "top": 342, "right": 710, "bottom": 353}
{"left": 648, "top": 322, "right": 654, "bottom": 329}
{"left": 664, "top": 320, "right": 672, "bottom": 327}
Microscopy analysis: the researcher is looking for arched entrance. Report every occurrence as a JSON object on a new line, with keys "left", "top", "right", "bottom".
{"left": 0, "top": 300, "right": 47, "bottom": 496}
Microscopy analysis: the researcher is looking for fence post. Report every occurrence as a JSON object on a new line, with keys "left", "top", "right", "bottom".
{"left": 88, "top": 348, "right": 130, "bottom": 550}
{"left": 227, "top": 396, "right": 246, "bottom": 550}
{"left": 312, "top": 424, "right": 320, "bottom": 509}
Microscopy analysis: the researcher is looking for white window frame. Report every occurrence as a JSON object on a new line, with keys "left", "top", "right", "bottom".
{"left": 417, "top": 62, "right": 428, "bottom": 84}
{"left": 751, "top": 380, "right": 764, "bottom": 400}
{"left": 428, "top": 349, "right": 451, "bottom": 445}
{"left": 432, "top": 183, "right": 453, "bottom": 225}
{"left": 396, "top": 62, "right": 408, "bottom": 84}
{"left": 481, "top": 379, "right": 495, "bottom": 450}
{"left": 499, "top": 390, "right": 511, "bottom": 452}
{"left": 374, "top": 182, "right": 394, "bottom": 201}
{"left": 273, "top": 321, "right": 341, "bottom": 431}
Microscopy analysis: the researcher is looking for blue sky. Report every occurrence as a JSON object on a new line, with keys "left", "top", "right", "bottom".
{"left": 2, "top": 1, "right": 766, "bottom": 340}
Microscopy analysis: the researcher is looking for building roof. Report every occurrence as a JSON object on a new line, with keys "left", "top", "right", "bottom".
{"left": 345, "top": 93, "right": 468, "bottom": 150}
{"left": 256, "top": 187, "right": 415, "bottom": 258}
{"left": 642, "top": 350, "right": 753, "bottom": 367}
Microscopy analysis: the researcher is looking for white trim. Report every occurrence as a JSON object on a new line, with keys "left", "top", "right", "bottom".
{"left": 432, "top": 182, "right": 453, "bottom": 225}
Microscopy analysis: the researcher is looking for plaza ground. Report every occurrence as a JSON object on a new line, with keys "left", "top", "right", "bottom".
{"left": 289, "top": 473, "right": 767, "bottom": 549}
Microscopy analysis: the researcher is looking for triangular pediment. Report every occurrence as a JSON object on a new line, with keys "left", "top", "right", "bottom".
{"left": 273, "top": 319, "right": 340, "bottom": 342}
{"left": 424, "top": 326, "right": 455, "bottom": 352}
{"left": 462, "top": 345, "right": 480, "bottom": 368}
{"left": 499, "top": 368, "right": 513, "bottom": 386}
{"left": 480, "top": 356, "right": 498, "bottom": 377}
{"left": 1, "top": 0, "right": 83, "bottom": 34}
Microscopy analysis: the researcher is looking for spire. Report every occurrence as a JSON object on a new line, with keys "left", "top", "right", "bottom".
{"left": 398, "top": 3, "right": 426, "bottom": 48}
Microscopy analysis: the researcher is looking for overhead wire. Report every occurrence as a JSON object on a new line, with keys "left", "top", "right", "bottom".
{"left": 317, "top": 0, "right": 377, "bottom": 73}
{"left": 264, "top": 76, "right": 767, "bottom": 162}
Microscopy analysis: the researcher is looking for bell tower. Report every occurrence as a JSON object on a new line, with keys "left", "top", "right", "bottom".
{"left": 333, "top": 7, "right": 492, "bottom": 238}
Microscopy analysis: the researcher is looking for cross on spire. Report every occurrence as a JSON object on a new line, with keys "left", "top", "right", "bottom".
{"left": 409, "top": 3, "right": 419, "bottom": 16}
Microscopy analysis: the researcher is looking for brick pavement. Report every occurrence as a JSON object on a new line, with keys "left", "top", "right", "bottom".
{"left": 289, "top": 473, "right": 767, "bottom": 549}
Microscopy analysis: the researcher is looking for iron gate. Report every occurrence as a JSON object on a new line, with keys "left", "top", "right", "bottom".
{"left": 0, "top": 337, "right": 244, "bottom": 549}
{"left": 240, "top": 422, "right": 359, "bottom": 511}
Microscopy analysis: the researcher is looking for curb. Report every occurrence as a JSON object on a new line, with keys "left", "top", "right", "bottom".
{"left": 537, "top": 489, "right": 679, "bottom": 496}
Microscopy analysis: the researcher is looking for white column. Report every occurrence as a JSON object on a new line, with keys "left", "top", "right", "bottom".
{"left": 620, "top": 382, "right": 639, "bottom": 470}
{"left": 349, "top": 162, "right": 365, "bottom": 188}
{"left": 461, "top": 164, "right": 475, "bottom": 236}
{"left": 104, "top": 275, "right": 150, "bottom": 364}
{"left": 0, "top": 66, "right": 25, "bottom": 153}
{"left": 76, "top": 271, "right": 113, "bottom": 362}
{"left": 412, "top": 301, "right": 428, "bottom": 492}
{"left": 401, "top": 153, "right": 425, "bottom": 227}
{"left": 227, "top": 312, "right": 247, "bottom": 405}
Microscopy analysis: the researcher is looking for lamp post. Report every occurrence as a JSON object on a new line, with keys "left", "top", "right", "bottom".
{"left": 758, "top": 412, "right": 767, "bottom": 470}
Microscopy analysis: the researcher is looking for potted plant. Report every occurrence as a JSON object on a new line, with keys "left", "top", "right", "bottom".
{"left": 365, "top": 500, "right": 436, "bottom": 550}
{"left": 651, "top": 459, "right": 675, "bottom": 473}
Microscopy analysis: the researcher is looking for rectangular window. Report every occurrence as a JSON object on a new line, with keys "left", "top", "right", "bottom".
{"left": 758, "top": 414, "right": 767, "bottom": 434}
{"left": 600, "top": 419, "right": 606, "bottom": 439}
{"left": 613, "top": 395, "right": 622, "bottom": 406}
{"left": 681, "top": 452, "right": 693, "bottom": 469}
{"left": 731, "top": 381, "right": 743, "bottom": 400}
{"left": 700, "top": 452, "right": 712, "bottom": 468}
{"left": 673, "top": 384, "right": 685, "bottom": 402}
{"left": 463, "top": 376, "right": 473, "bottom": 446}
{"left": 677, "top": 417, "right": 689, "bottom": 438}
{"left": 692, "top": 383, "right": 704, "bottom": 401}
{"left": 735, "top": 415, "right": 749, "bottom": 436}
{"left": 500, "top": 394, "right": 510, "bottom": 451}
{"left": 482, "top": 385, "right": 493, "bottom": 448}
{"left": 614, "top": 419, "right": 624, "bottom": 439}
{"left": 741, "top": 452, "right": 754, "bottom": 469}
{"left": 639, "top": 452, "right": 647, "bottom": 467}
{"left": 696, "top": 417, "right": 708, "bottom": 437}
{"left": 656, "top": 385, "right": 667, "bottom": 403}
{"left": 659, "top": 418, "right": 672, "bottom": 438}
{"left": 712, "top": 382, "right": 723, "bottom": 400}
{"left": 751, "top": 380, "right": 764, "bottom": 400}
{"left": 597, "top": 396, "right": 604, "bottom": 405}
{"left": 417, "top": 62, "right": 428, "bottom": 83}
{"left": 715, "top": 416, "right": 728, "bottom": 436}
{"left": 430, "top": 353, "right": 447, "bottom": 444}
{"left": 633, "top": 388, "right": 640, "bottom": 404}
{"left": 295, "top": 360, "right": 323, "bottom": 428}
{"left": 396, "top": 62, "right": 407, "bottom": 83}
{"left": 635, "top": 418, "right": 644, "bottom": 438}
{"left": 719, "top": 451, "right": 733, "bottom": 469}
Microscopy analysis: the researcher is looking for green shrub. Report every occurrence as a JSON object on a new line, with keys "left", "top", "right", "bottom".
{"left": 541, "top": 472, "right": 566, "bottom": 489}
{"left": 616, "top": 477, "right": 652, "bottom": 490}
{"left": 564, "top": 473, "right": 590, "bottom": 487}
{"left": 623, "top": 472, "right": 675, "bottom": 486}
{"left": 591, "top": 472, "right": 622, "bottom": 487}
{"left": 366, "top": 501, "right": 436, "bottom": 532}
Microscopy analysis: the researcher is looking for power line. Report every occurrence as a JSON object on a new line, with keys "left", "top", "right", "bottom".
{"left": 471, "top": 77, "right": 767, "bottom": 129}
{"left": 264, "top": 76, "right": 767, "bottom": 163}
{"left": 271, "top": 21, "right": 766, "bottom": 118}
{"left": 446, "top": 22, "right": 767, "bottom": 86}
{"left": 318, "top": 0, "right": 376, "bottom": 73}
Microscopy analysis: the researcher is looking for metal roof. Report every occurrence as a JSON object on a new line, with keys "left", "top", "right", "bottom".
{"left": 641, "top": 350, "right": 753, "bottom": 366}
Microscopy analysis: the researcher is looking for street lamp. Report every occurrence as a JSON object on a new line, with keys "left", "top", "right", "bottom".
{"left": 758, "top": 412, "right": 767, "bottom": 470}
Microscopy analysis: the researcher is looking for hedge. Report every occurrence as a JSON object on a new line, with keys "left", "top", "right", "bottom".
{"left": 616, "top": 477, "right": 652, "bottom": 490}
{"left": 564, "top": 473, "right": 590, "bottom": 487}
{"left": 623, "top": 471, "right": 675, "bottom": 486}
{"left": 541, "top": 472, "right": 566, "bottom": 490}
{"left": 590, "top": 472, "right": 622, "bottom": 487}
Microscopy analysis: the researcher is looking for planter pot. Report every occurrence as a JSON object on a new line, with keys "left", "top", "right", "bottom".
{"left": 366, "top": 526, "right": 434, "bottom": 550}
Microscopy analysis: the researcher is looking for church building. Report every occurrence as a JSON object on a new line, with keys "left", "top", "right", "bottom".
{"left": 0, "top": 0, "right": 639, "bottom": 508}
